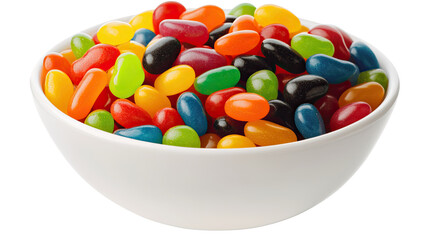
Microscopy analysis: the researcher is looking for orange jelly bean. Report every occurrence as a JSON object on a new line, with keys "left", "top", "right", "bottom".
{"left": 225, "top": 93, "right": 270, "bottom": 121}
{"left": 59, "top": 49, "right": 77, "bottom": 65}
{"left": 200, "top": 133, "right": 221, "bottom": 148}
{"left": 339, "top": 82, "right": 385, "bottom": 110}
{"left": 180, "top": 5, "right": 225, "bottom": 32}
{"left": 214, "top": 30, "right": 260, "bottom": 56}
{"left": 229, "top": 15, "right": 260, "bottom": 33}
{"left": 68, "top": 68, "right": 108, "bottom": 120}
{"left": 244, "top": 120, "right": 297, "bottom": 146}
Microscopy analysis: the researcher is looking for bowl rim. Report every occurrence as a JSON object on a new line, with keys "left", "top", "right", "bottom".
{"left": 30, "top": 17, "right": 400, "bottom": 154}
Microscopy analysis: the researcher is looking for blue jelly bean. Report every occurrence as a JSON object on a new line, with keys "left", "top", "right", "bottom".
{"left": 294, "top": 103, "right": 325, "bottom": 139}
{"left": 349, "top": 68, "right": 360, "bottom": 86}
{"left": 177, "top": 92, "right": 208, "bottom": 136}
{"left": 132, "top": 28, "right": 156, "bottom": 46}
{"left": 350, "top": 41, "right": 380, "bottom": 72}
{"left": 114, "top": 125, "right": 163, "bottom": 143}
{"left": 306, "top": 54, "right": 359, "bottom": 84}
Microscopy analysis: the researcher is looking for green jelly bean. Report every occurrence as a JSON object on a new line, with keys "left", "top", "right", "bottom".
{"left": 246, "top": 70, "right": 278, "bottom": 100}
{"left": 162, "top": 125, "right": 201, "bottom": 148}
{"left": 71, "top": 33, "right": 95, "bottom": 59}
{"left": 229, "top": 3, "right": 257, "bottom": 17}
{"left": 194, "top": 66, "right": 240, "bottom": 95}
{"left": 357, "top": 68, "right": 389, "bottom": 90}
{"left": 291, "top": 33, "right": 335, "bottom": 59}
{"left": 109, "top": 52, "right": 145, "bottom": 98}
{"left": 84, "top": 110, "right": 115, "bottom": 133}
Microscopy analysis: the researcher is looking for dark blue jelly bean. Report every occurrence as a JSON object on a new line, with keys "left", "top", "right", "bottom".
{"left": 132, "top": 28, "right": 156, "bottom": 46}
{"left": 283, "top": 74, "right": 329, "bottom": 108}
{"left": 294, "top": 103, "right": 325, "bottom": 139}
{"left": 205, "top": 23, "right": 232, "bottom": 48}
{"left": 213, "top": 116, "right": 245, "bottom": 137}
{"left": 350, "top": 41, "right": 380, "bottom": 72}
{"left": 232, "top": 55, "right": 276, "bottom": 82}
{"left": 306, "top": 54, "right": 359, "bottom": 84}
{"left": 143, "top": 36, "right": 181, "bottom": 74}
{"left": 349, "top": 68, "right": 360, "bottom": 86}
{"left": 114, "top": 125, "right": 163, "bottom": 143}
{"left": 263, "top": 99, "right": 296, "bottom": 130}
{"left": 225, "top": 15, "right": 238, "bottom": 23}
{"left": 261, "top": 38, "right": 306, "bottom": 74}
{"left": 177, "top": 92, "right": 208, "bottom": 136}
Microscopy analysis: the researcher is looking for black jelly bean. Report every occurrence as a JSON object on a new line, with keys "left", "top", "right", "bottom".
{"left": 283, "top": 75, "right": 329, "bottom": 108}
{"left": 225, "top": 15, "right": 238, "bottom": 23}
{"left": 261, "top": 39, "right": 306, "bottom": 74}
{"left": 213, "top": 116, "right": 246, "bottom": 137}
{"left": 143, "top": 36, "right": 181, "bottom": 74}
{"left": 232, "top": 55, "right": 276, "bottom": 82}
{"left": 205, "top": 23, "right": 233, "bottom": 48}
{"left": 263, "top": 99, "right": 296, "bottom": 130}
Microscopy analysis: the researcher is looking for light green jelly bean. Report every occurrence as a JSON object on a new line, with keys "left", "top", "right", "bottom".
{"left": 84, "top": 110, "right": 115, "bottom": 133}
{"left": 291, "top": 33, "right": 335, "bottom": 59}
{"left": 109, "top": 52, "right": 145, "bottom": 98}
{"left": 194, "top": 66, "right": 240, "bottom": 95}
{"left": 162, "top": 125, "right": 201, "bottom": 148}
{"left": 229, "top": 3, "right": 256, "bottom": 17}
{"left": 71, "top": 33, "right": 95, "bottom": 59}
{"left": 357, "top": 68, "right": 389, "bottom": 90}
{"left": 246, "top": 70, "right": 278, "bottom": 101}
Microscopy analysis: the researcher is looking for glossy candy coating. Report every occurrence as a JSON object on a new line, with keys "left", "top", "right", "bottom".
{"left": 229, "top": 3, "right": 256, "bottom": 17}
{"left": 263, "top": 99, "right": 295, "bottom": 130}
{"left": 217, "top": 134, "right": 255, "bottom": 148}
{"left": 174, "top": 48, "right": 227, "bottom": 76}
{"left": 294, "top": 103, "right": 325, "bottom": 138}
{"left": 155, "top": 65, "right": 195, "bottom": 96}
{"left": 260, "top": 24, "right": 290, "bottom": 44}
{"left": 229, "top": 15, "right": 260, "bottom": 33}
{"left": 313, "top": 95, "right": 339, "bottom": 131}
{"left": 159, "top": 19, "right": 209, "bottom": 46}
{"left": 213, "top": 116, "right": 245, "bottom": 137}
{"left": 200, "top": 133, "right": 221, "bottom": 148}
{"left": 291, "top": 33, "right": 335, "bottom": 59}
{"left": 60, "top": 49, "right": 76, "bottom": 65}
{"left": 143, "top": 36, "right": 182, "bottom": 74}
{"left": 180, "top": 5, "right": 225, "bottom": 32}
{"left": 109, "top": 53, "right": 145, "bottom": 99}
{"left": 254, "top": 4, "right": 301, "bottom": 32}
{"left": 350, "top": 41, "right": 380, "bottom": 72}
{"left": 152, "top": 1, "right": 186, "bottom": 34}
{"left": 115, "top": 125, "right": 163, "bottom": 143}
{"left": 339, "top": 82, "right": 385, "bottom": 110}
{"left": 117, "top": 41, "right": 146, "bottom": 61}
{"left": 357, "top": 68, "right": 389, "bottom": 90}
{"left": 44, "top": 70, "right": 74, "bottom": 114}
{"left": 205, "top": 23, "right": 232, "bottom": 48}
{"left": 244, "top": 120, "right": 297, "bottom": 146}
{"left": 97, "top": 21, "right": 134, "bottom": 45}
{"left": 84, "top": 110, "right": 115, "bottom": 133}
{"left": 283, "top": 74, "right": 329, "bottom": 108}
{"left": 261, "top": 39, "right": 306, "bottom": 74}
{"left": 194, "top": 66, "right": 240, "bottom": 95}
{"left": 162, "top": 125, "right": 201, "bottom": 148}
{"left": 134, "top": 85, "right": 171, "bottom": 118}
{"left": 129, "top": 10, "right": 154, "bottom": 32}
{"left": 334, "top": 26, "right": 353, "bottom": 48}
{"left": 327, "top": 80, "right": 352, "bottom": 99}
{"left": 225, "top": 93, "right": 270, "bottom": 121}
{"left": 205, "top": 87, "right": 246, "bottom": 118}
{"left": 246, "top": 70, "right": 278, "bottom": 100}
{"left": 214, "top": 30, "right": 260, "bottom": 56}
{"left": 232, "top": 55, "right": 276, "bottom": 82}
{"left": 153, "top": 107, "right": 184, "bottom": 134}
{"left": 110, "top": 99, "right": 152, "bottom": 128}
{"left": 177, "top": 92, "right": 208, "bottom": 136}
{"left": 330, "top": 101, "right": 371, "bottom": 131}
{"left": 306, "top": 54, "right": 359, "bottom": 84}
{"left": 92, "top": 87, "right": 118, "bottom": 111}
{"left": 41, "top": 53, "right": 72, "bottom": 87}
{"left": 132, "top": 28, "right": 156, "bottom": 46}
{"left": 308, "top": 25, "right": 350, "bottom": 60}
{"left": 71, "top": 33, "right": 95, "bottom": 59}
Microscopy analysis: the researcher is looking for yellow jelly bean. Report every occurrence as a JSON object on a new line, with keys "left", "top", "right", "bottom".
{"left": 129, "top": 10, "right": 154, "bottom": 32}
{"left": 97, "top": 21, "right": 134, "bottom": 45}
{"left": 134, "top": 85, "right": 171, "bottom": 118}
{"left": 44, "top": 69, "right": 74, "bottom": 114}
{"left": 290, "top": 25, "right": 309, "bottom": 38}
{"left": 217, "top": 134, "right": 256, "bottom": 148}
{"left": 59, "top": 49, "right": 76, "bottom": 65}
{"left": 254, "top": 4, "right": 301, "bottom": 33}
{"left": 154, "top": 65, "right": 195, "bottom": 96}
{"left": 244, "top": 120, "right": 297, "bottom": 146}
{"left": 117, "top": 41, "right": 146, "bottom": 61}
{"left": 106, "top": 66, "right": 115, "bottom": 86}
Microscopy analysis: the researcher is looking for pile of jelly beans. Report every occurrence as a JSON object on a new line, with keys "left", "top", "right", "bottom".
{"left": 42, "top": 2, "right": 388, "bottom": 148}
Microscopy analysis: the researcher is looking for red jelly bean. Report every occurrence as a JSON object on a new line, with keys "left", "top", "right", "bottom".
{"left": 152, "top": 1, "right": 186, "bottom": 34}
{"left": 159, "top": 19, "right": 209, "bottom": 46}
{"left": 174, "top": 48, "right": 227, "bottom": 76}
{"left": 260, "top": 24, "right": 290, "bottom": 44}
{"left": 330, "top": 101, "right": 371, "bottom": 131}
{"left": 41, "top": 53, "right": 72, "bottom": 88}
{"left": 180, "top": 5, "right": 225, "bottom": 32}
{"left": 205, "top": 87, "right": 246, "bottom": 118}
{"left": 110, "top": 99, "right": 153, "bottom": 128}
{"left": 229, "top": 15, "right": 260, "bottom": 33}
{"left": 92, "top": 33, "right": 101, "bottom": 44}
{"left": 92, "top": 87, "right": 118, "bottom": 111}
{"left": 327, "top": 80, "right": 352, "bottom": 99}
{"left": 71, "top": 44, "right": 120, "bottom": 85}
{"left": 334, "top": 26, "right": 353, "bottom": 48}
{"left": 153, "top": 107, "right": 185, "bottom": 134}
{"left": 314, "top": 95, "right": 339, "bottom": 132}
{"left": 309, "top": 25, "right": 350, "bottom": 60}
{"left": 225, "top": 93, "right": 270, "bottom": 121}
{"left": 214, "top": 30, "right": 260, "bottom": 56}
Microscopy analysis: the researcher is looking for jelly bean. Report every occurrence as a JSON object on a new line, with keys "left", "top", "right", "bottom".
{"left": 217, "top": 134, "right": 255, "bottom": 148}
{"left": 327, "top": 80, "right": 352, "bottom": 99}
{"left": 180, "top": 5, "right": 225, "bottom": 32}
{"left": 263, "top": 99, "right": 295, "bottom": 130}
{"left": 283, "top": 75, "right": 329, "bottom": 108}
{"left": 146, "top": 34, "right": 163, "bottom": 48}
{"left": 308, "top": 25, "right": 350, "bottom": 60}
{"left": 44, "top": 70, "right": 74, "bottom": 114}
{"left": 177, "top": 92, "right": 208, "bottom": 136}
{"left": 213, "top": 116, "right": 245, "bottom": 137}
{"left": 110, "top": 99, "right": 153, "bottom": 128}
{"left": 59, "top": 49, "right": 76, "bottom": 65}
{"left": 225, "top": 93, "right": 270, "bottom": 121}
{"left": 194, "top": 66, "right": 240, "bottom": 95}
{"left": 71, "top": 44, "right": 120, "bottom": 85}
{"left": 334, "top": 26, "right": 353, "bottom": 48}
{"left": 115, "top": 125, "right": 163, "bottom": 143}
{"left": 229, "top": 3, "right": 256, "bottom": 17}
{"left": 134, "top": 85, "right": 171, "bottom": 118}
{"left": 313, "top": 95, "right": 339, "bottom": 132}
{"left": 92, "top": 33, "right": 101, "bottom": 44}
{"left": 154, "top": 65, "right": 195, "bottom": 96}
{"left": 254, "top": 4, "right": 301, "bottom": 32}
{"left": 330, "top": 101, "right": 371, "bottom": 131}
{"left": 349, "top": 68, "right": 360, "bottom": 86}
{"left": 205, "top": 23, "right": 232, "bottom": 48}
{"left": 71, "top": 33, "right": 95, "bottom": 59}
{"left": 109, "top": 52, "right": 145, "bottom": 99}
{"left": 277, "top": 72, "right": 306, "bottom": 92}
{"left": 291, "top": 33, "right": 335, "bottom": 59}
{"left": 117, "top": 41, "right": 146, "bottom": 61}
{"left": 200, "top": 133, "right": 221, "bottom": 148}
{"left": 294, "top": 103, "right": 325, "bottom": 138}
{"left": 174, "top": 48, "right": 227, "bottom": 76}
{"left": 143, "top": 36, "right": 181, "bottom": 74}
{"left": 229, "top": 15, "right": 260, "bottom": 33}
{"left": 153, "top": 1, "right": 186, "bottom": 34}
{"left": 350, "top": 41, "right": 380, "bottom": 72}
{"left": 92, "top": 87, "right": 118, "bottom": 111}
{"left": 153, "top": 107, "right": 184, "bottom": 134}
{"left": 84, "top": 110, "right": 115, "bottom": 133}
{"left": 339, "top": 82, "right": 385, "bottom": 110}
{"left": 246, "top": 70, "right": 278, "bottom": 100}
{"left": 224, "top": 15, "right": 237, "bottom": 23}
{"left": 290, "top": 25, "right": 309, "bottom": 37}
{"left": 129, "top": 10, "right": 154, "bottom": 32}
{"left": 41, "top": 53, "right": 72, "bottom": 87}
{"left": 232, "top": 55, "right": 276, "bottom": 82}
{"left": 260, "top": 24, "right": 290, "bottom": 44}
{"left": 205, "top": 87, "right": 246, "bottom": 118}
{"left": 261, "top": 39, "right": 306, "bottom": 74}
{"left": 68, "top": 68, "right": 109, "bottom": 120}
{"left": 306, "top": 54, "right": 359, "bottom": 84}
{"left": 162, "top": 125, "right": 201, "bottom": 148}
{"left": 244, "top": 120, "right": 297, "bottom": 146}
{"left": 214, "top": 30, "right": 260, "bottom": 56}
{"left": 132, "top": 28, "right": 156, "bottom": 46}
{"left": 357, "top": 68, "right": 389, "bottom": 90}
{"left": 97, "top": 21, "right": 134, "bottom": 45}
{"left": 168, "top": 84, "right": 207, "bottom": 107}
{"left": 159, "top": 19, "right": 209, "bottom": 46}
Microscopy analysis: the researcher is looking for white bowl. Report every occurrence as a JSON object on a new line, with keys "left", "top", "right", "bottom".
{"left": 30, "top": 17, "right": 399, "bottom": 230}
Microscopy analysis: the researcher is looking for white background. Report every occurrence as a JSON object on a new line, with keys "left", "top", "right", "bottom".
{"left": 1, "top": 0, "right": 428, "bottom": 239}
